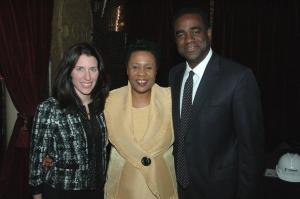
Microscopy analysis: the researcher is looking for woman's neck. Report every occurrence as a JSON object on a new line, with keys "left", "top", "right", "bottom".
{"left": 131, "top": 91, "right": 151, "bottom": 108}
{"left": 80, "top": 95, "right": 92, "bottom": 107}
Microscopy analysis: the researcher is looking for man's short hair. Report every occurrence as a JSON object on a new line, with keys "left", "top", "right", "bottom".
{"left": 173, "top": 7, "right": 210, "bottom": 29}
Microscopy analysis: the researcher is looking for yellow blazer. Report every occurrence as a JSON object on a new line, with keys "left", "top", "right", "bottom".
{"left": 104, "top": 83, "right": 178, "bottom": 199}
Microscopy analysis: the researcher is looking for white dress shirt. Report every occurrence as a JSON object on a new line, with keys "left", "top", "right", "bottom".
{"left": 180, "top": 48, "right": 213, "bottom": 116}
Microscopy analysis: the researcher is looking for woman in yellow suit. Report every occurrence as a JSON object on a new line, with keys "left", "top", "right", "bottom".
{"left": 104, "top": 40, "right": 178, "bottom": 199}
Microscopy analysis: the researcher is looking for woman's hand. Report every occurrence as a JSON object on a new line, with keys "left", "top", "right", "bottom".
{"left": 33, "top": 193, "right": 42, "bottom": 199}
{"left": 42, "top": 155, "right": 53, "bottom": 170}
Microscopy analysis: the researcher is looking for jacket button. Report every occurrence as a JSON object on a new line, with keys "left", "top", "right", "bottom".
{"left": 141, "top": 157, "right": 151, "bottom": 166}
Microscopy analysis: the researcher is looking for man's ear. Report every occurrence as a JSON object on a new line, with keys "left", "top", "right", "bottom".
{"left": 207, "top": 28, "right": 212, "bottom": 42}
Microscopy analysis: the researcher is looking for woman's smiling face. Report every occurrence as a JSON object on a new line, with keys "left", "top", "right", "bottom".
{"left": 127, "top": 50, "right": 157, "bottom": 96}
{"left": 71, "top": 54, "right": 99, "bottom": 102}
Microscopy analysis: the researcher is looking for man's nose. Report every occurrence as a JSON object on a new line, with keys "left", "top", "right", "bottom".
{"left": 186, "top": 32, "right": 195, "bottom": 42}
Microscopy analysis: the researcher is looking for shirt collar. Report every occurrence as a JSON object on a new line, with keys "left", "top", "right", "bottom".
{"left": 185, "top": 48, "right": 213, "bottom": 77}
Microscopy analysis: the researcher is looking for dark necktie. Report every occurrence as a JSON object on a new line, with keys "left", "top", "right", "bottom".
{"left": 176, "top": 70, "right": 194, "bottom": 188}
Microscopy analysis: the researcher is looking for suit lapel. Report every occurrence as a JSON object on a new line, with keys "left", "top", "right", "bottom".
{"left": 172, "top": 64, "right": 185, "bottom": 134}
{"left": 189, "top": 54, "right": 220, "bottom": 133}
{"left": 172, "top": 55, "right": 220, "bottom": 137}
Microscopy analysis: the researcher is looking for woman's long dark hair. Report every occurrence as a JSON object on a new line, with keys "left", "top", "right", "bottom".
{"left": 52, "top": 42, "right": 109, "bottom": 113}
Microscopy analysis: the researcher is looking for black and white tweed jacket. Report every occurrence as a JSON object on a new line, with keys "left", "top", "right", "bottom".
{"left": 29, "top": 97, "right": 107, "bottom": 191}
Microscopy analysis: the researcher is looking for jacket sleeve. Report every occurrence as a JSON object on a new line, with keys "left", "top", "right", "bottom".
{"left": 233, "top": 68, "right": 265, "bottom": 199}
{"left": 29, "top": 100, "right": 56, "bottom": 193}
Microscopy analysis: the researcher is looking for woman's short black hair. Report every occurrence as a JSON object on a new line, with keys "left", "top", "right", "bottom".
{"left": 52, "top": 42, "right": 109, "bottom": 113}
{"left": 124, "top": 40, "right": 161, "bottom": 70}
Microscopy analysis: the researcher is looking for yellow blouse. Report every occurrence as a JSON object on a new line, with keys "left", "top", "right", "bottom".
{"left": 132, "top": 105, "right": 150, "bottom": 142}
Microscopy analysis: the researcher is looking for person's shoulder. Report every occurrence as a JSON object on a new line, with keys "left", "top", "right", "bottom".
{"left": 169, "top": 62, "right": 185, "bottom": 74}
{"left": 153, "top": 84, "right": 171, "bottom": 98}
{"left": 34, "top": 97, "right": 61, "bottom": 118}
{"left": 213, "top": 54, "right": 256, "bottom": 83}
{"left": 154, "top": 83, "right": 170, "bottom": 91}
{"left": 37, "top": 97, "right": 59, "bottom": 109}
{"left": 214, "top": 54, "right": 248, "bottom": 72}
{"left": 169, "top": 62, "right": 185, "bottom": 84}
{"left": 108, "top": 85, "right": 128, "bottom": 98}
{"left": 153, "top": 84, "right": 172, "bottom": 109}
{"left": 105, "top": 85, "right": 128, "bottom": 108}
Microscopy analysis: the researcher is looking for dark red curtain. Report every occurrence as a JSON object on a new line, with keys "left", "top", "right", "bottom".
{"left": 212, "top": 0, "right": 300, "bottom": 151}
{"left": 0, "top": 0, "right": 53, "bottom": 198}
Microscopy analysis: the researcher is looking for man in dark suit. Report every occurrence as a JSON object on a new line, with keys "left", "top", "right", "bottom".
{"left": 169, "top": 7, "right": 264, "bottom": 199}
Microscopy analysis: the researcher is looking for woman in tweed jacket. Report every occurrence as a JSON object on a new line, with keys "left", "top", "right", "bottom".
{"left": 29, "top": 43, "right": 109, "bottom": 199}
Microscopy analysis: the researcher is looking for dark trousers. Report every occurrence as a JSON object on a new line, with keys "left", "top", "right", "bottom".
{"left": 43, "top": 184, "right": 104, "bottom": 199}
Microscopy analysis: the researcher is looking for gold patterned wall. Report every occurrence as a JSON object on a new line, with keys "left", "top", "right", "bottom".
{"left": 50, "top": 0, "right": 93, "bottom": 86}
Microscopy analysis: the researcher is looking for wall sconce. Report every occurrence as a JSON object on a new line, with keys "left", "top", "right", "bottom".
{"left": 112, "top": 4, "right": 124, "bottom": 32}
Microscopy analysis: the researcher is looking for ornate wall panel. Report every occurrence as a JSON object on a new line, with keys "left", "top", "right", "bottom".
{"left": 50, "top": 0, "right": 93, "bottom": 85}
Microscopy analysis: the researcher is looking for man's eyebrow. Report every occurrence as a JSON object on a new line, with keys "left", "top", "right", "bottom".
{"left": 175, "top": 30, "right": 184, "bottom": 34}
{"left": 190, "top": 26, "right": 202, "bottom": 30}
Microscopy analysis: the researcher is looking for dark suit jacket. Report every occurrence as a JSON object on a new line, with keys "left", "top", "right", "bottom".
{"left": 169, "top": 53, "right": 264, "bottom": 199}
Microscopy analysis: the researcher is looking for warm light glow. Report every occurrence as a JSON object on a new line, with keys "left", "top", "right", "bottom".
{"left": 115, "top": 5, "right": 121, "bottom": 32}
